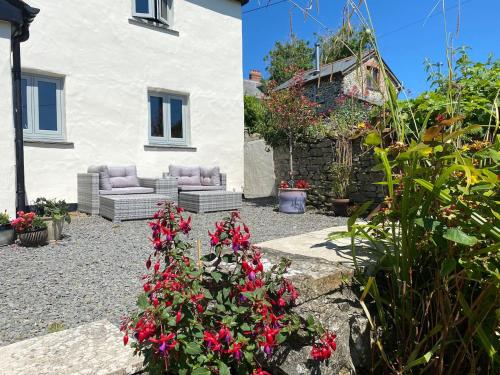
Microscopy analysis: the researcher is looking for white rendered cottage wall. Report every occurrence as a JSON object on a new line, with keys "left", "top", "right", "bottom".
{"left": 0, "top": 21, "right": 16, "bottom": 217}
{"left": 20, "top": 0, "right": 244, "bottom": 204}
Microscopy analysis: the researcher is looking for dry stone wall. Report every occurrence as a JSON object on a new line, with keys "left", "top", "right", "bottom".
{"left": 273, "top": 139, "right": 385, "bottom": 210}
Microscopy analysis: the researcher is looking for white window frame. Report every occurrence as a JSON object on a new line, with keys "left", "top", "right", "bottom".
{"left": 148, "top": 92, "right": 188, "bottom": 146}
{"left": 156, "top": 0, "right": 173, "bottom": 26}
{"left": 22, "top": 73, "right": 65, "bottom": 141}
{"left": 132, "top": 0, "right": 155, "bottom": 18}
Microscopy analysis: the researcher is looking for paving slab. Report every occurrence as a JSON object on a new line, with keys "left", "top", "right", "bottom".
{"left": 256, "top": 226, "right": 375, "bottom": 267}
{"left": 0, "top": 320, "right": 142, "bottom": 375}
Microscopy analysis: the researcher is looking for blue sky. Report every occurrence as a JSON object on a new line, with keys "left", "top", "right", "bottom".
{"left": 242, "top": 0, "right": 500, "bottom": 96}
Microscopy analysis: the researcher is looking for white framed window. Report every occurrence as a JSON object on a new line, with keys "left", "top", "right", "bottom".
{"left": 132, "top": 0, "right": 154, "bottom": 18}
{"left": 132, "top": 0, "right": 173, "bottom": 26}
{"left": 148, "top": 92, "right": 188, "bottom": 146}
{"left": 21, "top": 74, "right": 65, "bottom": 141}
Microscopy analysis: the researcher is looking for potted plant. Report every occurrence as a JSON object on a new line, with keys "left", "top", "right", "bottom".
{"left": 0, "top": 210, "right": 14, "bottom": 246}
{"left": 329, "top": 163, "right": 352, "bottom": 216}
{"left": 327, "top": 92, "right": 372, "bottom": 216}
{"left": 11, "top": 211, "right": 48, "bottom": 247}
{"left": 278, "top": 179, "right": 310, "bottom": 214}
{"left": 33, "top": 198, "right": 71, "bottom": 241}
{"left": 263, "top": 73, "right": 323, "bottom": 214}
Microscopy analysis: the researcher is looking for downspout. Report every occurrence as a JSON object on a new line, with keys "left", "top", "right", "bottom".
{"left": 11, "top": 35, "right": 26, "bottom": 212}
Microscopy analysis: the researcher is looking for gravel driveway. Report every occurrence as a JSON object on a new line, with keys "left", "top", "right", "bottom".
{"left": 0, "top": 199, "right": 346, "bottom": 346}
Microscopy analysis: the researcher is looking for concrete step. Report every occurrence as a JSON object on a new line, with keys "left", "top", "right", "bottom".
{"left": 0, "top": 320, "right": 142, "bottom": 375}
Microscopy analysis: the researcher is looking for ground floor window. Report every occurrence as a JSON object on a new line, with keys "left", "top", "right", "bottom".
{"left": 148, "top": 92, "right": 188, "bottom": 145}
{"left": 21, "top": 73, "right": 64, "bottom": 141}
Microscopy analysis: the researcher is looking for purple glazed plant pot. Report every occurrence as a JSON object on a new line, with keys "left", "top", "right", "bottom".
{"left": 279, "top": 188, "right": 307, "bottom": 214}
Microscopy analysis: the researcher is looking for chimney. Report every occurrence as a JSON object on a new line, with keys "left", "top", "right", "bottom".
{"left": 249, "top": 69, "right": 262, "bottom": 82}
{"left": 314, "top": 42, "right": 321, "bottom": 74}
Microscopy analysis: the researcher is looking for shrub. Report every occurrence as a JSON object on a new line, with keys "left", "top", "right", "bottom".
{"left": 0, "top": 210, "right": 10, "bottom": 227}
{"left": 121, "top": 202, "right": 337, "bottom": 374}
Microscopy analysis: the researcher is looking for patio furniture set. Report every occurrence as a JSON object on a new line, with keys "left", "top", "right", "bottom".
{"left": 77, "top": 165, "right": 242, "bottom": 222}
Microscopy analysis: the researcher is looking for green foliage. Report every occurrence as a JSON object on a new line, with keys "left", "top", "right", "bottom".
{"left": 33, "top": 197, "right": 71, "bottom": 224}
{"left": 0, "top": 210, "right": 10, "bottom": 226}
{"left": 47, "top": 322, "right": 66, "bottom": 333}
{"left": 317, "top": 26, "right": 372, "bottom": 65}
{"left": 264, "top": 35, "right": 313, "bottom": 85}
{"left": 244, "top": 96, "right": 268, "bottom": 133}
{"left": 333, "top": 2, "right": 500, "bottom": 373}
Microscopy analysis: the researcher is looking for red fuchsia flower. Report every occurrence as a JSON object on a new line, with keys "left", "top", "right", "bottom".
{"left": 150, "top": 333, "right": 177, "bottom": 355}
{"left": 253, "top": 369, "right": 270, "bottom": 375}
{"left": 143, "top": 283, "right": 151, "bottom": 293}
{"left": 231, "top": 211, "right": 241, "bottom": 220}
{"left": 208, "top": 230, "right": 220, "bottom": 247}
{"left": 322, "top": 332, "right": 337, "bottom": 352}
{"left": 259, "top": 326, "right": 280, "bottom": 355}
{"left": 152, "top": 297, "right": 159, "bottom": 308}
{"left": 175, "top": 310, "right": 182, "bottom": 324}
{"left": 135, "top": 317, "right": 156, "bottom": 343}
{"left": 123, "top": 335, "right": 129, "bottom": 346}
{"left": 218, "top": 326, "right": 232, "bottom": 344}
{"left": 311, "top": 343, "right": 332, "bottom": 361}
{"left": 228, "top": 342, "right": 243, "bottom": 361}
{"left": 153, "top": 261, "right": 160, "bottom": 274}
{"left": 204, "top": 331, "right": 222, "bottom": 351}
{"left": 146, "top": 256, "right": 152, "bottom": 270}
{"left": 179, "top": 215, "right": 192, "bottom": 235}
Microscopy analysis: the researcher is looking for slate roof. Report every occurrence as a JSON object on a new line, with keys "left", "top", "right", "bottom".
{"left": 243, "top": 79, "right": 264, "bottom": 98}
{"left": 276, "top": 50, "right": 401, "bottom": 91}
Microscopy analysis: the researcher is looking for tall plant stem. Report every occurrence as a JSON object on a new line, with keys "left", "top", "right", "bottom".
{"left": 289, "top": 134, "right": 294, "bottom": 176}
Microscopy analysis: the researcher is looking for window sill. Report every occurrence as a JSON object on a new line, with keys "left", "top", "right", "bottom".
{"left": 128, "top": 18, "right": 179, "bottom": 36}
{"left": 24, "top": 140, "right": 75, "bottom": 149}
{"left": 144, "top": 144, "right": 197, "bottom": 152}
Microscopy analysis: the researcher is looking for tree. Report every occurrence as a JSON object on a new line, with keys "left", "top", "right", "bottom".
{"left": 243, "top": 95, "right": 267, "bottom": 133}
{"left": 264, "top": 35, "right": 313, "bottom": 85}
{"left": 264, "top": 75, "right": 323, "bottom": 177}
{"left": 317, "top": 26, "right": 371, "bottom": 65}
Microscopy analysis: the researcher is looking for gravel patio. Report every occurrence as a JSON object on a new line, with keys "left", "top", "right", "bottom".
{"left": 0, "top": 198, "right": 346, "bottom": 346}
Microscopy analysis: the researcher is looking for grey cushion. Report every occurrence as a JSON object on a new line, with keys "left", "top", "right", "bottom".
{"left": 178, "top": 185, "right": 224, "bottom": 191}
{"left": 87, "top": 165, "right": 112, "bottom": 190}
{"left": 99, "top": 187, "right": 154, "bottom": 195}
{"left": 107, "top": 165, "right": 140, "bottom": 188}
{"left": 200, "top": 166, "right": 221, "bottom": 186}
{"left": 169, "top": 165, "right": 201, "bottom": 186}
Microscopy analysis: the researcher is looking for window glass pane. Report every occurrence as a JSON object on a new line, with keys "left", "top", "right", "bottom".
{"left": 21, "top": 78, "right": 28, "bottom": 129}
{"left": 150, "top": 96, "right": 164, "bottom": 137}
{"left": 38, "top": 80, "right": 58, "bottom": 131}
{"left": 160, "top": 0, "right": 169, "bottom": 21}
{"left": 170, "top": 99, "right": 183, "bottom": 139}
{"left": 135, "top": 0, "right": 150, "bottom": 13}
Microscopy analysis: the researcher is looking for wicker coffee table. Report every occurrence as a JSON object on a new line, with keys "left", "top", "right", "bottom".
{"left": 99, "top": 194, "right": 168, "bottom": 222}
{"left": 179, "top": 191, "right": 242, "bottom": 213}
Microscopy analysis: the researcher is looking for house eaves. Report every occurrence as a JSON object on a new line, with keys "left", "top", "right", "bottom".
{"left": 0, "top": 0, "right": 39, "bottom": 41}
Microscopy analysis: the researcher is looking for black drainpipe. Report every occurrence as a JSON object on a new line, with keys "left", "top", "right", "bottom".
{"left": 12, "top": 36, "right": 26, "bottom": 212}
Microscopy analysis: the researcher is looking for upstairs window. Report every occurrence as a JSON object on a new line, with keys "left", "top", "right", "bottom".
{"left": 366, "top": 66, "right": 380, "bottom": 90}
{"left": 22, "top": 74, "right": 65, "bottom": 141}
{"left": 148, "top": 92, "right": 188, "bottom": 146}
{"left": 132, "top": 0, "right": 173, "bottom": 26}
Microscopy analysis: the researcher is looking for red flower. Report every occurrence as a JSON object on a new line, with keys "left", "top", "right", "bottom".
{"left": 123, "top": 335, "right": 129, "bottom": 346}
{"left": 435, "top": 113, "right": 447, "bottom": 123}
{"left": 311, "top": 343, "right": 332, "bottom": 361}
{"left": 204, "top": 331, "right": 222, "bottom": 351}
{"left": 279, "top": 181, "right": 290, "bottom": 189}
{"left": 253, "top": 369, "right": 270, "bottom": 375}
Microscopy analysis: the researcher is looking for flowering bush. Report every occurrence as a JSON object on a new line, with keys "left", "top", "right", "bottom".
{"left": 121, "top": 202, "right": 336, "bottom": 374}
{"left": 10, "top": 211, "right": 47, "bottom": 233}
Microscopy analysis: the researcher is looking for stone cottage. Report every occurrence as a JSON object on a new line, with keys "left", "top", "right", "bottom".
{"left": 274, "top": 51, "right": 402, "bottom": 209}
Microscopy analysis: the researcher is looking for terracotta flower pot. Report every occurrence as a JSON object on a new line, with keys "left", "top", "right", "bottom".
{"left": 332, "top": 198, "right": 350, "bottom": 217}
{"left": 18, "top": 229, "right": 48, "bottom": 247}
{"left": 42, "top": 217, "right": 64, "bottom": 241}
{"left": 279, "top": 188, "right": 307, "bottom": 214}
{"left": 0, "top": 225, "right": 14, "bottom": 246}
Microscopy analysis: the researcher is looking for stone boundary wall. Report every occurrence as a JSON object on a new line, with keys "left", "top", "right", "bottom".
{"left": 273, "top": 139, "right": 385, "bottom": 209}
